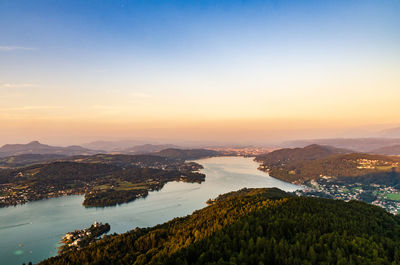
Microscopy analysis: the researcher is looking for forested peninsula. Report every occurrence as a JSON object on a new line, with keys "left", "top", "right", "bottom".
{"left": 0, "top": 153, "right": 208, "bottom": 208}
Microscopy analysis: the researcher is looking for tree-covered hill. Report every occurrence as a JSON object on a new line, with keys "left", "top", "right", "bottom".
{"left": 255, "top": 144, "right": 351, "bottom": 167}
{"left": 0, "top": 153, "right": 67, "bottom": 167}
{"left": 0, "top": 141, "right": 98, "bottom": 158}
{"left": 38, "top": 188, "right": 400, "bottom": 265}
{"left": 154, "top": 148, "right": 220, "bottom": 160}
{"left": 255, "top": 145, "right": 400, "bottom": 184}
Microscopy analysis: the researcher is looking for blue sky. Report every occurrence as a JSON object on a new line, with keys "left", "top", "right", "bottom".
{"left": 2, "top": 0, "right": 398, "bottom": 77}
{"left": 0, "top": 0, "right": 399, "bottom": 145}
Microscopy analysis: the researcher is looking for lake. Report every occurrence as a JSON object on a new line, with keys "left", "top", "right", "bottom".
{"left": 0, "top": 156, "right": 300, "bottom": 265}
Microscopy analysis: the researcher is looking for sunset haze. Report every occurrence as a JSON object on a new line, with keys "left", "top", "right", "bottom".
{"left": 1, "top": 0, "right": 399, "bottom": 145}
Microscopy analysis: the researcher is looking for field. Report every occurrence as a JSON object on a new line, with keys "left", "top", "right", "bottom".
{"left": 376, "top": 166, "right": 395, "bottom": 171}
{"left": 94, "top": 180, "right": 158, "bottom": 191}
{"left": 384, "top": 193, "right": 400, "bottom": 201}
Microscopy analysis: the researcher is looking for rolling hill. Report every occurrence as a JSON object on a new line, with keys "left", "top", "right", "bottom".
{"left": 371, "top": 145, "right": 400, "bottom": 156}
{"left": 255, "top": 144, "right": 351, "bottom": 166}
{"left": 282, "top": 138, "right": 400, "bottom": 152}
{"left": 0, "top": 154, "right": 67, "bottom": 167}
{"left": 122, "top": 144, "right": 181, "bottom": 154}
{"left": 255, "top": 145, "right": 400, "bottom": 184}
{"left": 0, "top": 141, "right": 99, "bottom": 158}
{"left": 154, "top": 148, "right": 220, "bottom": 160}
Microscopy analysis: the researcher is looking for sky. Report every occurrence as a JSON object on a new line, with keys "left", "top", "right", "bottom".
{"left": 0, "top": 0, "right": 399, "bottom": 146}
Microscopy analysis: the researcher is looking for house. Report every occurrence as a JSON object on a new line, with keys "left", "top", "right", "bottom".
{"left": 72, "top": 238, "right": 83, "bottom": 246}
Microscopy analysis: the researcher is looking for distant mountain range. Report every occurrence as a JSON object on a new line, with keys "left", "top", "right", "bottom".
{"left": 122, "top": 144, "right": 181, "bottom": 154}
{"left": 282, "top": 138, "right": 400, "bottom": 153}
{"left": 0, "top": 140, "right": 221, "bottom": 163}
{"left": 81, "top": 140, "right": 151, "bottom": 152}
{"left": 0, "top": 141, "right": 100, "bottom": 158}
{"left": 370, "top": 145, "right": 400, "bottom": 156}
{"left": 379, "top": 126, "right": 400, "bottom": 138}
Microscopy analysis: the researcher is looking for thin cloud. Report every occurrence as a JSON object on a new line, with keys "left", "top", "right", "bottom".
{"left": 0, "top": 46, "right": 35, "bottom": 51}
{"left": 0, "top": 106, "right": 62, "bottom": 111}
{"left": 0, "top": 83, "right": 38, "bottom": 88}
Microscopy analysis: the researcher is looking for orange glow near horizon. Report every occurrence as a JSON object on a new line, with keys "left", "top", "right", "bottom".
{"left": 1, "top": 0, "right": 400, "bottom": 145}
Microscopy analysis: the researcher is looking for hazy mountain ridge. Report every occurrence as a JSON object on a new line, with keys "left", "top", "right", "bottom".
{"left": 81, "top": 140, "right": 153, "bottom": 152}
{"left": 371, "top": 145, "right": 400, "bottom": 156}
{"left": 0, "top": 154, "right": 67, "bottom": 167}
{"left": 380, "top": 127, "right": 400, "bottom": 138}
{"left": 0, "top": 141, "right": 100, "bottom": 158}
{"left": 283, "top": 138, "right": 400, "bottom": 152}
{"left": 122, "top": 144, "right": 181, "bottom": 154}
{"left": 154, "top": 148, "right": 220, "bottom": 160}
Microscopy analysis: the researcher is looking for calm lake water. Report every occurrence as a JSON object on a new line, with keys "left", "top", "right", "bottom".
{"left": 0, "top": 156, "right": 300, "bottom": 265}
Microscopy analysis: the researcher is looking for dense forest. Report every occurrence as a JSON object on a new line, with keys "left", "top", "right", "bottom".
{"left": 39, "top": 188, "right": 400, "bottom": 265}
